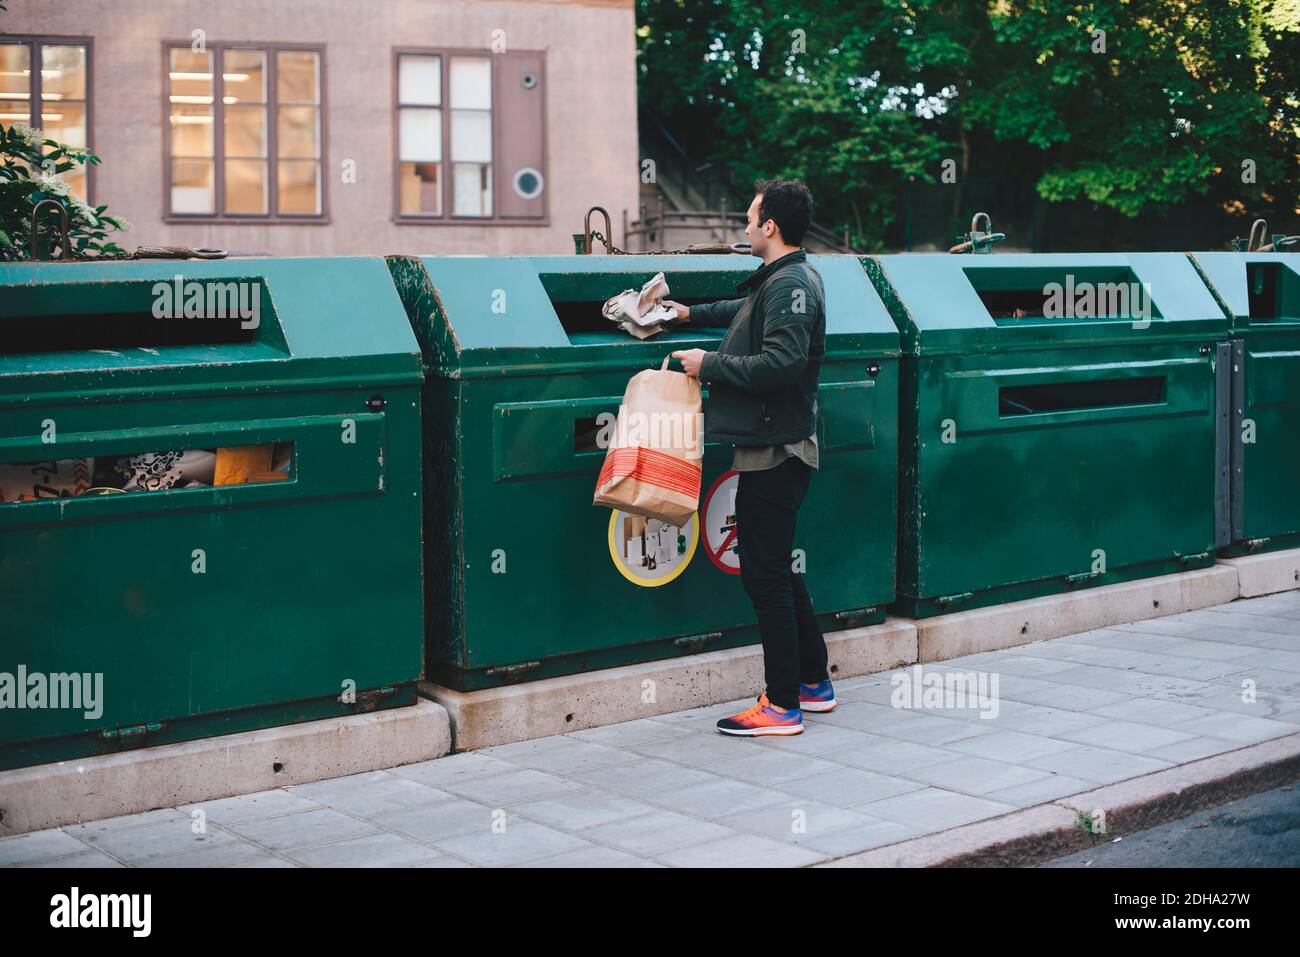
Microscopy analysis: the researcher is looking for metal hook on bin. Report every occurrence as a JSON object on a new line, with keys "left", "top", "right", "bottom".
{"left": 30, "top": 198, "right": 73, "bottom": 261}
{"left": 579, "top": 206, "right": 613, "bottom": 255}
{"left": 1232, "top": 217, "right": 1263, "bottom": 252}
{"left": 948, "top": 212, "right": 1005, "bottom": 255}
{"left": 1233, "top": 219, "right": 1300, "bottom": 253}
{"left": 1257, "top": 234, "right": 1300, "bottom": 253}
{"left": 1247, "top": 218, "right": 1268, "bottom": 252}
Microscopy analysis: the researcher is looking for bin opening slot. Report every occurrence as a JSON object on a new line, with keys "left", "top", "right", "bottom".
{"left": 538, "top": 271, "right": 746, "bottom": 342}
{"left": 999, "top": 376, "right": 1165, "bottom": 416}
{"left": 548, "top": 296, "right": 723, "bottom": 336}
{"left": 1246, "top": 263, "right": 1300, "bottom": 321}
{"left": 2, "top": 312, "right": 259, "bottom": 353}
{"left": 1, "top": 278, "right": 284, "bottom": 355}
{"left": 964, "top": 267, "right": 1160, "bottom": 324}
{"left": 574, "top": 416, "right": 603, "bottom": 453}
{"left": 0, "top": 442, "right": 294, "bottom": 504}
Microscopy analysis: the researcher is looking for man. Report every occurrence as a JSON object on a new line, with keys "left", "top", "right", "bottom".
{"left": 666, "top": 178, "right": 835, "bottom": 737}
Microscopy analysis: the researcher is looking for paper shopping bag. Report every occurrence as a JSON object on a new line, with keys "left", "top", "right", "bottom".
{"left": 593, "top": 356, "right": 703, "bottom": 526}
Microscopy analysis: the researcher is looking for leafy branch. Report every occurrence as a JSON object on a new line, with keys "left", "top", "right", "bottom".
{"left": 0, "top": 122, "right": 129, "bottom": 261}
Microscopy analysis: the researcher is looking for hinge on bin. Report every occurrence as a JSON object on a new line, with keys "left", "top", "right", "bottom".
{"left": 835, "top": 607, "right": 877, "bottom": 624}
{"left": 347, "top": 686, "right": 397, "bottom": 712}
{"left": 485, "top": 661, "right": 541, "bottom": 682}
{"left": 99, "top": 722, "right": 163, "bottom": 741}
{"left": 675, "top": 632, "right": 722, "bottom": 654}
{"left": 936, "top": 592, "right": 973, "bottom": 607}
{"left": 1241, "top": 538, "right": 1271, "bottom": 553}
{"left": 1066, "top": 571, "right": 1099, "bottom": 586}
{"left": 1178, "top": 550, "right": 1214, "bottom": 564}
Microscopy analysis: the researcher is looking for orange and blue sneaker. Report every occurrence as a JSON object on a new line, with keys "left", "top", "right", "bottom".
{"left": 716, "top": 692, "right": 804, "bottom": 736}
{"left": 799, "top": 679, "right": 837, "bottom": 713}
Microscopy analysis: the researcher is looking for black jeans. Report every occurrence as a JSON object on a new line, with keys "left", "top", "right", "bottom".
{"left": 734, "top": 455, "right": 828, "bottom": 711}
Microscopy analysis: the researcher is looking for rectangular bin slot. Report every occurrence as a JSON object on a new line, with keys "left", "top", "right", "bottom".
{"left": 539, "top": 272, "right": 738, "bottom": 345}
{"left": 965, "top": 266, "right": 1161, "bottom": 324}
{"left": 574, "top": 416, "right": 604, "bottom": 453}
{"left": 550, "top": 299, "right": 625, "bottom": 336}
{"left": 999, "top": 376, "right": 1165, "bottom": 417}
{"left": 1, "top": 278, "right": 284, "bottom": 356}
{"left": 547, "top": 296, "right": 722, "bottom": 340}
{"left": 0, "top": 442, "right": 293, "bottom": 504}
{"left": 2, "top": 312, "right": 259, "bottom": 354}
{"left": 1246, "top": 263, "right": 1300, "bottom": 321}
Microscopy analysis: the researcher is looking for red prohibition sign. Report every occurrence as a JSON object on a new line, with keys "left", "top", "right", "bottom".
{"left": 701, "top": 469, "right": 741, "bottom": 575}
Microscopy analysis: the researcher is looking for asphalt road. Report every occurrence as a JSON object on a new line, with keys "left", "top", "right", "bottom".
{"left": 1043, "top": 779, "right": 1300, "bottom": 867}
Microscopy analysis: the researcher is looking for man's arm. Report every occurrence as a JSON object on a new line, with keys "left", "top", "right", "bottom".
{"left": 666, "top": 297, "right": 745, "bottom": 328}
{"left": 696, "top": 279, "right": 812, "bottom": 393}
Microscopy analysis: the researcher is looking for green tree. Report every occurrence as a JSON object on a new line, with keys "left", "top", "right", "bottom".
{"left": 636, "top": 0, "right": 1299, "bottom": 249}
{"left": 966, "top": 0, "right": 1280, "bottom": 217}
{"left": 637, "top": 0, "right": 958, "bottom": 247}
{"left": 1256, "top": 0, "right": 1300, "bottom": 222}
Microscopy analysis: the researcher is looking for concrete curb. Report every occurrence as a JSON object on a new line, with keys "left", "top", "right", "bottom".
{"left": 817, "top": 732, "right": 1300, "bottom": 867}
{"left": 421, "top": 620, "right": 918, "bottom": 752}
{"left": 910, "top": 565, "right": 1240, "bottom": 663}
{"left": 0, "top": 701, "right": 451, "bottom": 836}
{"left": 1219, "top": 548, "right": 1300, "bottom": 598}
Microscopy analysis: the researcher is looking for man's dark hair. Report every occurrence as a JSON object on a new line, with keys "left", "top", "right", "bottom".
{"left": 754, "top": 178, "right": 814, "bottom": 247}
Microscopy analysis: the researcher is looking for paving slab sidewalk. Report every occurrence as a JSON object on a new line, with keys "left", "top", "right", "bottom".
{"left": 4, "top": 591, "right": 1300, "bottom": 869}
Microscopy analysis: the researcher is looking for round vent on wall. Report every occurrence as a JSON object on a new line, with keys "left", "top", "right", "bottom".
{"left": 512, "top": 167, "right": 544, "bottom": 200}
{"left": 521, "top": 73, "right": 538, "bottom": 89}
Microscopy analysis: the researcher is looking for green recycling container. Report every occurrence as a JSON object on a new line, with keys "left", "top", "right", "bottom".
{"left": 1192, "top": 251, "right": 1300, "bottom": 556}
{"left": 0, "top": 258, "right": 425, "bottom": 771}
{"left": 387, "top": 254, "right": 899, "bottom": 690}
{"left": 864, "top": 253, "right": 1232, "bottom": 618}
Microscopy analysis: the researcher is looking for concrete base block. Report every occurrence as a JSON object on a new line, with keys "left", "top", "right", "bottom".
{"left": 912, "top": 565, "right": 1240, "bottom": 663}
{"left": 1219, "top": 548, "right": 1300, "bottom": 598}
{"left": 0, "top": 701, "right": 450, "bottom": 835}
{"left": 421, "top": 620, "right": 918, "bottom": 752}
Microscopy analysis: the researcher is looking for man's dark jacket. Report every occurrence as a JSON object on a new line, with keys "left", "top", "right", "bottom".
{"left": 689, "top": 248, "right": 825, "bottom": 446}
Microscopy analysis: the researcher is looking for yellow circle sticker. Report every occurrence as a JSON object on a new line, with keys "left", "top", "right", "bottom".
{"left": 607, "top": 509, "right": 698, "bottom": 587}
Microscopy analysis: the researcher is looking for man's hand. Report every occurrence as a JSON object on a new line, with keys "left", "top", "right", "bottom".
{"left": 672, "top": 349, "right": 707, "bottom": 378}
{"left": 661, "top": 299, "right": 690, "bottom": 325}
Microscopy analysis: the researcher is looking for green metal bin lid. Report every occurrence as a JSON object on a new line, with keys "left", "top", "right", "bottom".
{"left": 1190, "top": 252, "right": 1300, "bottom": 333}
{"left": 387, "top": 254, "right": 899, "bottom": 376}
{"left": 0, "top": 257, "right": 423, "bottom": 403}
{"left": 867, "top": 253, "right": 1230, "bottom": 356}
